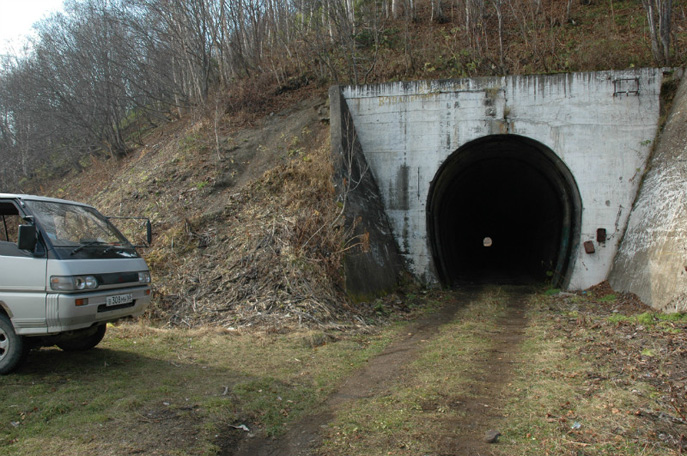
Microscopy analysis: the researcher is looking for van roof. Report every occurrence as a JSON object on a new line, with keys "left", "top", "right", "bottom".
{"left": 0, "top": 193, "right": 94, "bottom": 208}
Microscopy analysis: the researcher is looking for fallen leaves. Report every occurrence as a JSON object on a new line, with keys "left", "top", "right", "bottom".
{"left": 547, "top": 282, "right": 687, "bottom": 453}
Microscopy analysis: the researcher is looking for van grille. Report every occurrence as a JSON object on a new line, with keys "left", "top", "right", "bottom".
{"left": 96, "top": 272, "right": 139, "bottom": 286}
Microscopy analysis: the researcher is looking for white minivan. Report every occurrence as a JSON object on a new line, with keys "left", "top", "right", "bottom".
{"left": 0, "top": 194, "right": 152, "bottom": 374}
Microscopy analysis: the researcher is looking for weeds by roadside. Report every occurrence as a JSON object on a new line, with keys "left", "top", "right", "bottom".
{"left": 500, "top": 283, "right": 687, "bottom": 455}
{"left": 318, "top": 283, "right": 687, "bottom": 456}
{"left": 48, "top": 97, "right": 388, "bottom": 332}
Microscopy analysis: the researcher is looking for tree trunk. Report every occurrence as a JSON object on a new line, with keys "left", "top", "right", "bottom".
{"left": 642, "top": 0, "right": 672, "bottom": 65}
{"left": 432, "top": 0, "right": 446, "bottom": 22}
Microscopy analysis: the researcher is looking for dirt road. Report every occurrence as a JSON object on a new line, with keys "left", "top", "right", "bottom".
{"left": 228, "top": 286, "right": 530, "bottom": 456}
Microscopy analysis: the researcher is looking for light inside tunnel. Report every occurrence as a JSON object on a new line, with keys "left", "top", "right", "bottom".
{"left": 427, "top": 135, "right": 581, "bottom": 287}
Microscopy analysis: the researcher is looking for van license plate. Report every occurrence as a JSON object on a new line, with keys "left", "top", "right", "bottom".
{"left": 106, "top": 293, "right": 133, "bottom": 306}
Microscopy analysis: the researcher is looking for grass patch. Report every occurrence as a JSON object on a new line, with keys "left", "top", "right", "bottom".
{"left": 608, "top": 310, "right": 687, "bottom": 332}
{"left": 598, "top": 293, "right": 617, "bottom": 303}
{"left": 0, "top": 323, "right": 391, "bottom": 455}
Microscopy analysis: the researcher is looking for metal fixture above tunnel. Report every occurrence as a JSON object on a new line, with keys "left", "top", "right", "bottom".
{"left": 427, "top": 135, "right": 582, "bottom": 287}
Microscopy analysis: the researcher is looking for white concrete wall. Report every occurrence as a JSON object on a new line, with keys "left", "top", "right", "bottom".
{"left": 342, "top": 68, "right": 664, "bottom": 290}
{"left": 610, "top": 73, "right": 687, "bottom": 311}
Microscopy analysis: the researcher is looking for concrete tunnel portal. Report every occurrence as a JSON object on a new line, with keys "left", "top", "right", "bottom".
{"left": 334, "top": 69, "right": 665, "bottom": 295}
{"left": 427, "top": 135, "right": 582, "bottom": 287}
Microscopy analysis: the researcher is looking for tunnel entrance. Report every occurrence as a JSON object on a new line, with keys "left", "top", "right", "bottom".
{"left": 427, "top": 135, "right": 581, "bottom": 287}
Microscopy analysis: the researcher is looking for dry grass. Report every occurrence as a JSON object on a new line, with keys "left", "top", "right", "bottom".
{"left": 498, "top": 287, "right": 687, "bottom": 455}
{"left": 142, "top": 129, "right": 355, "bottom": 329}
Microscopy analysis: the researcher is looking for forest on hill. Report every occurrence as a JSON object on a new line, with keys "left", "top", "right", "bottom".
{"left": 0, "top": 0, "right": 685, "bottom": 191}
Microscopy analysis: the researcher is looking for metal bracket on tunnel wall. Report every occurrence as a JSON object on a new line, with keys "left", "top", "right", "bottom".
{"left": 583, "top": 228, "right": 606, "bottom": 254}
{"left": 597, "top": 228, "right": 607, "bottom": 243}
{"left": 584, "top": 240, "right": 596, "bottom": 254}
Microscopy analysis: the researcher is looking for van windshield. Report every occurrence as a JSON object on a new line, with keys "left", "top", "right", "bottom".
{"left": 24, "top": 200, "right": 137, "bottom": 259}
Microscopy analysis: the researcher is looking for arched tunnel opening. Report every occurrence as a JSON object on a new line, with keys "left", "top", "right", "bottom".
{"left": 427, "top": 135, "right": 581, "bottom": 287}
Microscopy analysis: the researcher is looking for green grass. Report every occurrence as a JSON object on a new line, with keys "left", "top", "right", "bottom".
{"left": 608, "top": 310, "right": 687, "bottom": 330}
{"left": 0, "top": 323, "right": 391, "bottom": 455}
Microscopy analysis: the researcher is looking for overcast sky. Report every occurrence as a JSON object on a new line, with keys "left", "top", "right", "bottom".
{"left": 0, "top": 0, "right": 65, "bottom": 56}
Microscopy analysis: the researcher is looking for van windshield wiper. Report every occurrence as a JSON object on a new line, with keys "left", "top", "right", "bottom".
{"left": 101, "top": 243, "right": 133, "bottom": 255}
{"left": 70, "top": 240, "right": 108, "bottom": 255}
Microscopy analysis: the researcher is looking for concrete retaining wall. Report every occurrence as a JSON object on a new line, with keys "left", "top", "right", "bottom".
{"left": 329, "top": 87, "right": 405, "bottom": 299}
{"left": 610, "top": 72, "right": 687, "bottom": 311}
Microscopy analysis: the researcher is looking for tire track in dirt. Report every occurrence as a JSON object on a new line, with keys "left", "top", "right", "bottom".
{"left": 434, "top": 287, "right": 529, "bottom": 456}
{"left": 226, "top": 286, "right": 530, "bottom": 456}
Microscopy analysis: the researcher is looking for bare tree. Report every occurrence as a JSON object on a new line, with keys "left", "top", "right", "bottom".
{"left": 432, "top": 0, "right": 446, "bottom": 22}
{"left": 642, "top": 0, "right": 672, "bottom": 65}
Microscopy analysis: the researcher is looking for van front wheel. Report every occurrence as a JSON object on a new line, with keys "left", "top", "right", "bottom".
{"left": 0, "top": 314, "right": 27, "bottom": 375}
{"left": 57, "top": 325, "right": 107, "bottom": 351}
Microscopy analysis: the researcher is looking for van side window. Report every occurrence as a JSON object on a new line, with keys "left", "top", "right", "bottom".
{"left": 0, "top": 201, "right": 31, "bottom": 257}
{"left": 0, "top": 201, "right": 21, "bottom": 243}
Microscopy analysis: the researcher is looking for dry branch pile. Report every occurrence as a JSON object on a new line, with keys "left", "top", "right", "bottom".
{"left": 143, "top": 132, "right": 361, "bottom": 329}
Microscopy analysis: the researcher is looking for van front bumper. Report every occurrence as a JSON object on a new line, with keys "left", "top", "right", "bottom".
{"left": 45, "top": 285, "right": 152, "bottom": 333}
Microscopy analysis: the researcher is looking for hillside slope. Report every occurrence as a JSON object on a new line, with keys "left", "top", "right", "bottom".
{"left": 43, "top": 93, "right": 373, "bottom": 329}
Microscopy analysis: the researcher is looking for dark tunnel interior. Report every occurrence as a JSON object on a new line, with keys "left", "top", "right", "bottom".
{"left": 427, "top": 135, "right": 580, "bottom": 287}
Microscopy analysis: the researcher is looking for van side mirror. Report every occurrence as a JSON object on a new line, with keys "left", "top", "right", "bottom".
{"left": 106, "top": 216, "right": 152, "bottom": 248}
{"left": 146, "top": 219, "right": 152, "bottom": 245}
{"left": 17, "top": 224, "right": 37, "bottom": 251}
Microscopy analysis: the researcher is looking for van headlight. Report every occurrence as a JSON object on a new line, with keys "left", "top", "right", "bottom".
{"left": 138, "top": 271, "right": 151, "bottom": 284}
{"left": 50, "top": 275, "right": 98, "bottom": 291}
